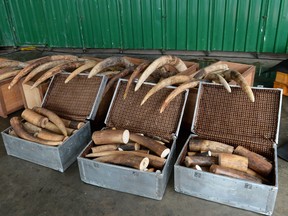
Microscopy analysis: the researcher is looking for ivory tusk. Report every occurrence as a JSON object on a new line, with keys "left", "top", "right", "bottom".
{"left": 0, "top": 70, "right": 21, "bottom": 81}
{"left": 216, "top": 74, "right": 231, "bottom": 93}
{"left": 160, "top": 81, "right": 199, "bottom": 113}
{"left": 8, "top": 55, "right": 79, "bottom": 89}
{"left": 32, "top": 107, "right": 67, "bottom": 136}
{"left": 21, "top": 109, "right": 49, "bottom": 128}
{"left": 86, "top": 150, "right": 166, "bottom": 169}
{"left": 103, "top": 67, "right": 134, "bottom": 96}
{"left": 222, "top": 70, "right": 255, "bottom": 102}
{"left": 64, "top": 61, "right": 97, "bottom": 83}
{"left": 31, "top": 61, "right": 85, "bottom": 89}
{"left": 23, "top": 60, "right": 70, "bottom": 84}
{"left": 0, "top": 60, "right": 27, "bottom": 69}
{"left": 141, "top": 75, "right": 194, "bottom": 105}
{"left": 123, "top": 61, "right": 150, "bottom": 99}
{"left": 92, "top": 129, "right": 130, "bottom": 145}
{"left": 135, "top": 55, "right": 187, "bottom": 91}
{"left": 95, "top": 154, "right": 149, "bottom": 171}
{"left": 88, "top": 56, "right": 134, "bottom": 78}
{"left": 10, "top": 117, "right": 62, "bottom": 146}
{"left": 129, "top": 133, "right": 170, "bottom": 158}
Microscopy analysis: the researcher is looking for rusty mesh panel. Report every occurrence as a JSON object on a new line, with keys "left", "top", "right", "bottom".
{"left": 106, "top": 81, "right": 185, "bottom": 141}
{"left": 42, "top": 74, "right": 102, "bottom": 121}
{"left": 193, "top": 84, "right": 281, "bottom": 159}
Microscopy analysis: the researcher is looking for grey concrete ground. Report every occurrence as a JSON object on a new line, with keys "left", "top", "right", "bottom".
{"left": 0, "top": 51, "right": 287, "bottom": 216}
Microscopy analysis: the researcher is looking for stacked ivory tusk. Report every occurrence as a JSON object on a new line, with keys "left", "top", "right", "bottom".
{"left": 9, "top": 107, "right": 85, "bottom": 146}
{"left": 184, "top": 138, "right": 271, "bottom": 184}
{"left": 2, "top": 54, "right": 254, "bottom": 114}
{"left": 85, "top": 129, "right": 170, "bottom": 171}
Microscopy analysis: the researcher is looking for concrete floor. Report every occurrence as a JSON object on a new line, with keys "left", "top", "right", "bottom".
{"left": 0, "top": 51, "right": 287, "bottom": 216}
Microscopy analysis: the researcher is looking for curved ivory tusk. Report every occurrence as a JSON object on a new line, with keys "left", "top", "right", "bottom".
{"left": 123, "top": 61, "right": 150, "bottom": 99}
{"left": 134, "top": 55, "right": 187, "bottom": 91}
{"left": 216, "top": 74, "right": 231, "bottom": 93}
{"left": 0, "top": 60, "right": 27, "bottom": 69}
{"left": 88, "top": 56, "right": 134, "bottom": 78}
{"left": 0, "top": 70, "right": 21, "bottom": 81}
{"left": 0, "top": 67, "right": 19, "bottom": 74}
{"left": 193, "top": 64, "right": 229, "bottom": 79}
{"left": 10, "top": 117, "right": 62, "bottom": 146}
{"left": 33, "top": 107, "right": 67, "bottom": 136}
{"left": 222, "top": 70, "right": 255, "bottom": 102}
{"left": 160, "top": 81, "right": 200, "bottom": 113}
{"left": 65, "top": 61, "right": 97, "bottom": 84}
{"left": 141, "top": 75, "right": 193, "bottom": 105}
{"left": 103, "top": 67, "right": 134, "bottom": 96}
{"left": 31, "top": 61, "right": 84, "bottom": 89}
{"left": 8, "top": 55, "right": 79, "bottom": 89}
{"left": 23, "top": 60, "right": 71, "bottom": 84}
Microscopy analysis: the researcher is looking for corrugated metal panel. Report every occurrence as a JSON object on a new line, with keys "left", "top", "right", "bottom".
{"left": 120, "top": 0, "right": 163, "bottom": 49}
{"left": 166, "top": 0, "right": 270, "bottom": 52}
{"left": 0, "top": 0, "right": 287, "bottom": 53}
{"left": 0, "top": 0, "right": 14, "bottom": 46}
{"left": 79, "top": 0, "right": 121, "bottom": 49}
{"left": 263, "top": 0, "right": 288, "bottom": 53}
{"left": 6, "top": 0, "right": 47, "bottom": 46}
{"left": 166, "top": 0, "right": 212, "bottom": 50}
{"left": 42, "top": 0, "right": 82, "bottom": 48}
{"left": 245, "top": 0, "right": 267, "bottom": 52}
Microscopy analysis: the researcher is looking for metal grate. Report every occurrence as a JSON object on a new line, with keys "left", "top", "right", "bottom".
{"left": 106, "top": 81, "right": 185, "bottom": 141}
{"left": 42, "top": 73, "right": 102, "bottom": 122}
{"left": 193, "top": 84, "right": 281, "bottom": 159}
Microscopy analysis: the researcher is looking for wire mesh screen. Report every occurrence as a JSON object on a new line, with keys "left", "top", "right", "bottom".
{"left": 193, "top": 83, "right": 281, "bottom": 159}
{"left": 106, "top": 80, "right": 186, "bottom": 141}
{"left": 42, "top": 74, "right": 102, "bottom": 122}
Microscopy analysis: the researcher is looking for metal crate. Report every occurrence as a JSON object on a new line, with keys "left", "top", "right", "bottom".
{"left": 77, "top": 79, "right": 188, "bottom": 200}
{"left": 2, "top": 73, "right": 108, "bottom": 172}
{"left": 174, "top": 83, "right": 282, "bottom": 215}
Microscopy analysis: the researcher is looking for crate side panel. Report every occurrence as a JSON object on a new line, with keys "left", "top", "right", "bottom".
{"left": 59, "top": 122, "right": 91, "bottom": 171}
{"left": 2, "top": 131, "right": 62, "bottom": 171}
{"left": 78, "top": 158, "right": 160, "bottom": 199}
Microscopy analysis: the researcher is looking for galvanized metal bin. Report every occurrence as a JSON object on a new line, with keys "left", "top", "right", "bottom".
{"left": 77, "top": 79, "right": 188, "bottom": 200}
{"left": 174, "top": 83, "right": 282, "bottom": 215}
{"left": 2, "top": 73, "right": 108, "bottom": 172}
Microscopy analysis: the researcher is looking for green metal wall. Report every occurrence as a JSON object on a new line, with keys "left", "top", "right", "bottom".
{"left": 0, "top": 0, "right": 14, "bottom": 46}
{"left": 0, "top": 0, "right": 287, "bottom": 54}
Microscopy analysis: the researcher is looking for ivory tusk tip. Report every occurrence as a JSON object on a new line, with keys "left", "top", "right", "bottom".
{"left": 134, "top": 83, "right": 141, "bottom": 91}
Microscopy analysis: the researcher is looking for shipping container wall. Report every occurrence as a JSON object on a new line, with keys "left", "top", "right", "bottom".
{"left": 0, "top": 0, "right": 287, "bottom": 54}
{"left": 0, "top": 0, "right": 15, "bottom": 46}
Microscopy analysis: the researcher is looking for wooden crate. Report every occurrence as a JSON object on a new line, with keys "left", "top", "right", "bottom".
{"left": 274, "top": 81, "right": 288, "bottom": 96}
{"left": 19, "top": 80, "right": 49, "bottom": 109}
{"left": 0, "top": 77, "right": 24, "bottom": 118}
{"left": 275, "top": 71, "right": 288, "bottom": 85}
{"left": 182, "top": 61, "right": 256, "bottom": 129}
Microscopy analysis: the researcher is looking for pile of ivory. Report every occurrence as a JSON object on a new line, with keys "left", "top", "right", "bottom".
{"left": 9, "top": 107, "right": 85, "bottom": 146}
{"left": 185, "top": 138, "right": 273, "bottom": 184}
{"left": 85, "top": 129, "right": 170, "bottom": 171}
{"left": 2, "top": 54, "right": 254, "bottom": 113}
